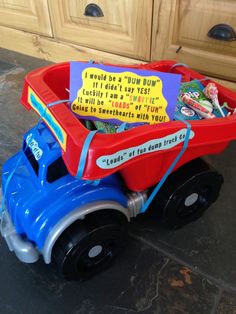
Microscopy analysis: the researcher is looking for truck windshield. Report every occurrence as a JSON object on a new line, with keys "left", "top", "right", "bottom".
{"left": 46, "top": 157, "right": 68, "bottom": 183}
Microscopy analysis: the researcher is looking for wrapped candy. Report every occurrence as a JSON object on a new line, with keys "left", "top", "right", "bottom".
{"left": 180, "top": 94, "right": 216, "bottom": 119}
{"left": 203, "top": 83, "right": 225, "bottom": 117}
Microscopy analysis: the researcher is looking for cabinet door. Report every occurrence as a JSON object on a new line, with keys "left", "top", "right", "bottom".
{"left": 0, "top": 0, "right": 52, "bottom": 36}
{"left": 152, "top": 0, "right": 236, "bottom": 81}
{"left": 49, "top": 0, "right": 153, "bottom": 60}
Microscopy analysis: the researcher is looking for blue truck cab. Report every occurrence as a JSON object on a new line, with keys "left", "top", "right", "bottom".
{"left": 1, "top": 122, "right": 145, "bottom": 279}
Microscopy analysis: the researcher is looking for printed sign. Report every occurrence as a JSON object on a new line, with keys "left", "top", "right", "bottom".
{"left": 27, "top": 87, "right": 67, "bottom": 151}
{"left": 96, "top": 129, "right": 195, "bottom": 169}
{"left": 70, "top": 62, "right": 181, "bottom": 125}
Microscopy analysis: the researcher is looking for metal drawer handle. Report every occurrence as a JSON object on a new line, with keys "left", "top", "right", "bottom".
{"left": 208, "top": 24, "right": 236, "bottom": 41}
{"left": 84, "top": 3, "right": 104, "bottom": 17}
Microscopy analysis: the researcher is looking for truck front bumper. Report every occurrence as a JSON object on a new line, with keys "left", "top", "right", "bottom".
{"left": 0, "top": 209, "right": 39, "bottom": 263}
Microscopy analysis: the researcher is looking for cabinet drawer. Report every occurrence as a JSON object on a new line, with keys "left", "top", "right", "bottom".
{"left": 49, "top": 0, "right": 153, "bottom": 60}
{"left": 0, "top": 0, "right": 52, "bottom": 36}
{"left": 175, "top": 0, "right": 236, "bottom": 56}
{"left": 152, "top": 0, "right": 236, "bottom": 81}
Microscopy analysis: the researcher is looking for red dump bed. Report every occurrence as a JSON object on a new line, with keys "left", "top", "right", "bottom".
{"left": 20, "top": 61, "right": 236, "bottom": 191}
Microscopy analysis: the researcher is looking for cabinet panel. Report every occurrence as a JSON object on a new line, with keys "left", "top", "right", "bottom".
{"left": 152, "top": 0, "right": 236, "bottom": 81}
{"left": 49, "top": 0, "right": 153, "bottom": 60}
{"left": 0, "top": 0, "right": 52, "bottom": 36}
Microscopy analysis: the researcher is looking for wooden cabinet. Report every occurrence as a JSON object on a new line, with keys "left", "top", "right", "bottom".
{"left": 48, "top": 0, "right": 153, "bottom": 60}
{"left": 0, "top": 0, "right": 52, "bottom": 36}
{"left": 152, "top": 0, "right": 236, "bottom": 81}
{"left": 0, "top": 0, "right": 235, "bottom": 87}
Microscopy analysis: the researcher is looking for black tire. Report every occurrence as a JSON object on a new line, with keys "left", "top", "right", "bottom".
{"left": 52, "top": 210, "right": 127, "bottom": 281}
{"left": 151, "top": 158, "right": 224, "bottom": 229}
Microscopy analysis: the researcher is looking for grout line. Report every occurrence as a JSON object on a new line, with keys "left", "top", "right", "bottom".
{"left": 130, "top": 233, "right": 236, "bottom": 294}
{"left": 210, "top": 288, "right": 223, "bottom": 314}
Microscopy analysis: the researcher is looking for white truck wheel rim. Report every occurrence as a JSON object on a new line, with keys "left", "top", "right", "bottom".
{"left": 184, "top": 193, "right": 199, "bottom": 207}
{"left": 88, "top": 245, "right": 103, "bottom": 258}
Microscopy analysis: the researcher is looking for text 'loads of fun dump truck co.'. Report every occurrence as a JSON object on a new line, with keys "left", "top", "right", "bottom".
{"left": 1, "top": 60, "right": 236, "bottom": 280}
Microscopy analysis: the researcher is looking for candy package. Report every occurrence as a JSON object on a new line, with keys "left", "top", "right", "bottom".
{"left": 174, "top": 80, "right": 227, "bottom": 121}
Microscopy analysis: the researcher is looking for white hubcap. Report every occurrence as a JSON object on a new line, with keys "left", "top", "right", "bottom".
{"left": 184, "top": 193, "right": 199, "bottom": 207}
{"left": 88, "top": 245, "right": 103, "bottom": 258}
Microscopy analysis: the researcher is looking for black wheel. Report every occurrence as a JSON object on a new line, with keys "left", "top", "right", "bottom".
{"left": 151, "top": 158, "right": 224, "bottom": 229}
{"left": 52, "top": 210, "right": 127, "bottom": 280}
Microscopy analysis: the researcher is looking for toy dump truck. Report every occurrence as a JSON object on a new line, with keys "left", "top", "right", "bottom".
{"left": 1, "top": 61, "right": 236, "bottom": 280}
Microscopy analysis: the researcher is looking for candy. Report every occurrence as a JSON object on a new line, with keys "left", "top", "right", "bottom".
{"left": 180, "top": 94, "right": 216, "bottom": 119}
{"left": 204, "top": 83, "right": 225, "bottom": 117}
